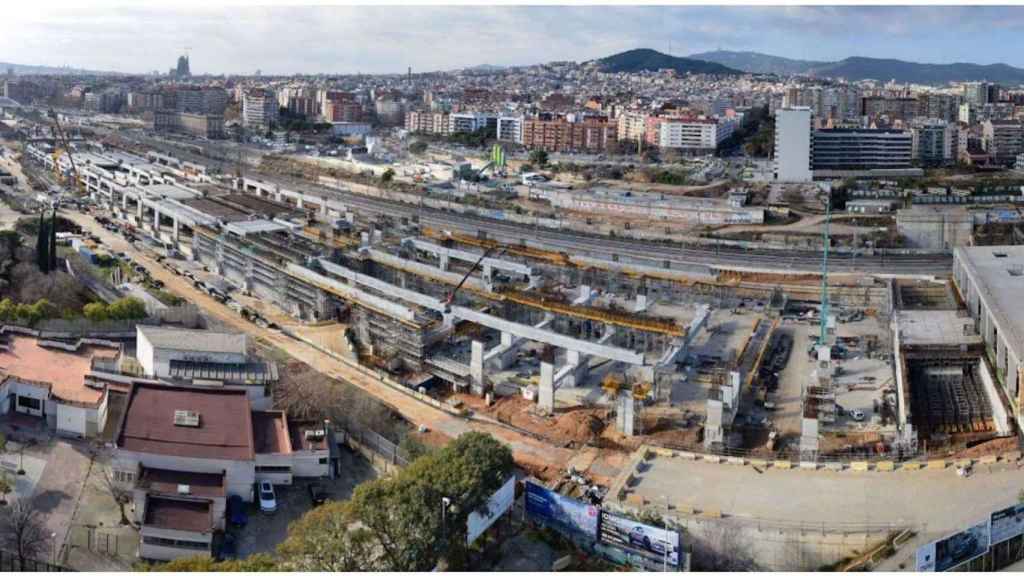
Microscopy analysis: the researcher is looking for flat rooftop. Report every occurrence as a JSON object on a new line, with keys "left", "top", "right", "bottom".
{"left": 137, "top": 325, "right": 247, "bottom": 356}
{"left": 181, "top": 197, "right": 250, "bottom": 222}
{"left": 0, "top": 336, "right": 117, "bottom": 404}
{"left": 138, "top": 467, "right": 225, "bottom": 499}
{"left": 144, "top": 497, "right": 212, "bottom": 533}
{"left": 956, "top": 245, "right": 1024, "bottom": 357}
{"left": 252, "top": 411, "right": 291, "bottom": 454}
{"left": 897, "top": 310, "right": 983, "bottom": 347}
{"left": 117, "top": 383, "right": 254, "bottom": 460}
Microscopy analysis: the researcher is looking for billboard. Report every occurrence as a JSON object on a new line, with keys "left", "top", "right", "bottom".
{"left": 524, "top": 480, "right": 599, "bottom": 540}
{"left": 916, "top": 520, "right": 990, "bottom": 572}
{"left": 991, "top": 503, "right": 1024, "bottom": 545}
{"left": 598, "top": 510, "right": 681, "bottom": 569}
{"left": 466, "top": 476, "right": 515, "bottom": 545}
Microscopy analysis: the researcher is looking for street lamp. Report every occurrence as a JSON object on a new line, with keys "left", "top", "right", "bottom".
{"left": 440, "top": 496, "right": 451, "bottom": 542}
{"left": 50, "top": 531, "right": 57, "bottom": 565}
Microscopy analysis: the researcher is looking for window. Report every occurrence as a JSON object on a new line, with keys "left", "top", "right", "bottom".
{"left": 994, "top": 252, "right": 1008, "bottom": 258}
{"left": 142, "top": 536, "right": 209, "bottom": 550}
{"left": 1009, "top": 269, "right": 1024, "bottom": 277}
{"left": 255, "top": 466, "right": 291, "bottom": 473}
{"left": 17, "top": 396, "right": 41, "bottom": 410}
{"left": 113, "top": 470, "right": 135, "bottom": 484}
{"left": 318, "top": 458, "right": 329, "bottom": 465}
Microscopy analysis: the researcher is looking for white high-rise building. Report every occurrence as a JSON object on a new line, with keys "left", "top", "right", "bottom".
{"left": 242, "top": 88, "right": 278, "bottom": 131}
{"left": 773, "top": 107, "right": 813, "bottom": 182}
{"left": 496, "top": 116, "right": 524, "bottom": 144}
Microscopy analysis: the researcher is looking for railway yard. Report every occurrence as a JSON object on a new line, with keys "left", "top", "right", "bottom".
{"left": 4, "top": 115, "right": 1024, "bottom": 571}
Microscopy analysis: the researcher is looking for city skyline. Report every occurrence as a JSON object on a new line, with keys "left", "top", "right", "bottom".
{"left": 4, "top": 5, "right": 1024, "bottom": 75}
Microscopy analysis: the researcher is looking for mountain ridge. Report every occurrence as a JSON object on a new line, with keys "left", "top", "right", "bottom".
{"left": 690, "top": 50, "right": 1024, "bottom": 84}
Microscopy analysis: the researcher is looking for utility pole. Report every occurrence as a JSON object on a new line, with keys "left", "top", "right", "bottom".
{"left": 818, "top": 193, "right": 831, "bottom": 346}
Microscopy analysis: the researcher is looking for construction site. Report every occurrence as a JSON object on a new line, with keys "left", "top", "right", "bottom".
{"left": 14, "top": 133, "right": 1020, "bottom": 467}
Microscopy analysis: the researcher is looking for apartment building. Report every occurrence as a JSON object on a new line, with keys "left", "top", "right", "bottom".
{"left": 521, "top": 116, "right": 613, "bottom": 152}
{"left": 911, "top": 118, "right": 957, "bottom": 166}
{"left": 982, "top": 120, "right": 1024, "bottom": 166}
{"left": 616, "top": 110, "right": 648, "bottom": 143}
{"left": 657, "top": 117, "right": 735, "bottom": 153}
{"left": 861, "top": 96, "right": 919, "bottom": 122}
{"left": 812, "top": 128, "right": 914, "bottom": 174}
{"left": 153, "top": 110, "right": 224, "bottom": 139}
{"left": 773, "top": 107, "right": 813, "bottom": 182}
{"left": 448, "top": 112, "right": 497, "bottom": 134}
{"left": 242, "top": 88, "right": 278, "bottom": 130}
{"left": 175, "top": 87, "right": 228, "bottom": 115}
{"left": 496, "top": 116, "right": 524, "bottom": 144}
{"left": 127, "top": 91, "right": 164, "bottom": 112}
{"left": 405, "top": 110, "right": 450, "bottom": 136}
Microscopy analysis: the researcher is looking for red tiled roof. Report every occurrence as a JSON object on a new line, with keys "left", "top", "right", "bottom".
{"left": 144, "top": 497, "right": 212, "bottom": 533}
{"left": 117, "top": 383, "right": 254, "bottom": 461}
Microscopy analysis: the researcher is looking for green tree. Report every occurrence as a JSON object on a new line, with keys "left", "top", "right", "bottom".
{"left": 528, "top": 149, "right": 549, "bottom": 167}
{"left": 0, "top": 298, "right": 14, "bottom": 322}
{"left": 34, "top": 213, "right": 48, "bottom": 273}
{"left": 380, "top": 168, "right": 395, "bottom": 184}
{"left": 277, "top": 432, "right": 513, "bottom": 571}
{"left": 82, "top": 302, "right": 109, "bottom": 322}
{"left": 48, "top": 210, "right": 57, "bottom": 273}
{"left": 136, "top": 553, "right": 277, "bottom": 572}
{"left": 0, "top": 474, "right": 10, "bottom": 504}
{"left": 408, "top": 141, "right": 428, "bottom": 155}
{"left": 106, "top": 297, "right": 147, "bottom": 320}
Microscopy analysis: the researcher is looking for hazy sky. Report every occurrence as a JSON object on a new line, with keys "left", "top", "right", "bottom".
{"left": 4, "top": 5, "right": 1024, "bottom": 75}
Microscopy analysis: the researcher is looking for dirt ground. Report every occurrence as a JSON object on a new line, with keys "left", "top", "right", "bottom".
{"left": 459, "top": 394, "right": 611, "bottom": 448}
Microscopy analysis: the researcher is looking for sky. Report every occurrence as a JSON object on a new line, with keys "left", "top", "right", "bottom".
{"left": 4, "top": 4, "right": 1024, "bottom": 75}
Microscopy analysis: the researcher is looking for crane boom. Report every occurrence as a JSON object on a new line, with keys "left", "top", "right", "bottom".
{"left": 445, "top": 245, "right": 507, "bottom": 308}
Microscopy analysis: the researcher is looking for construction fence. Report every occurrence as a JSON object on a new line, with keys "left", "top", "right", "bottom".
{"left": 335, "top": 422, "right": 410, "bottom": 474}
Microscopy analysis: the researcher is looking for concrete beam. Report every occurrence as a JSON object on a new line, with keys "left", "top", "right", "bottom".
{"left": 317, "top": 258, "right": 446, "bottom": 313}
{"left": 285, "top": 263, "right": 417, "bottom": 322}
{"left": 403, "top": 237, "right": 533, "bottom": 276}
{"left": 451, "top": 306, "right": 645, "bottom": 365}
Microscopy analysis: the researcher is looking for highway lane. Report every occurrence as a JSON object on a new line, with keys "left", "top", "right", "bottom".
{"left": 106, "top": 128, "right": 954, "bottom": 276}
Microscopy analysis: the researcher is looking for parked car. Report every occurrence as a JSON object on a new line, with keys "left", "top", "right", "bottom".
{"left": 258, "top": 481, "right": 277, "bottom": 513}
{"left": 308, "top": 482, "right": 328, "bottom": 506}
{"left": 227, "top": 494, "right": 248, "bottom": 527}
{"left": 850, "top": 410, "right": 866, "bottom": 422}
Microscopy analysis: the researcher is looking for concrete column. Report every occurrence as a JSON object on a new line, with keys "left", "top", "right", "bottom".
{"left": 635, "top": 293, "right": 648, "bottom": 313}
{"left": 617, "top": 390, "right": 635, "bottom": 436}
{"left": 121, "top": 193, "right": 128, "bottom": 210}
{"left": 470, "top": 340, "right": 484, "bottom": 394}
{"left": 153, "top": 208, "right": 160, "bottom": 233}
{"left": 501, "top": 331, "right": 514, "bottom": 346}
{"left": 538, "top": 361, "right": 554, "bottom": 414}
{"left": 172, "top": 219, "right": 180, "bottom": 243}
{"left": 320, "top": 200, "right": 328, "bottom": 216}
{"left": 296, "top": 196, "right": 304, "bottom": 209}
{"left": 439, "top": 253, "right": 450, "bottom": 272}
{"left": 997, "top": 338, "right": 1008, "bottom": 378}
{"left": 136, "top": 200, "right": 143, "bottom": 220}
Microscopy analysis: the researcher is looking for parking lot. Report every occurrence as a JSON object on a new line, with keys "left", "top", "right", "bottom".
{"left": 233, "top": 447, "right": 378, "bottom": 559}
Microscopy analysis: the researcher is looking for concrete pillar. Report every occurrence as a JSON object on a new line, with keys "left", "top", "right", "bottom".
{"left": 470, "top": 340, "right": 484, "bottom": 394}
{"left": 320, "top": 200, "right": 328, "bottom": 216}
{"left": 635, "top": 293, "right": 648, "bottom": 313}
{"left": 617, "top": 390, "right": 635, "bottom": 436}
{"left": 501, "top": 331, "right": 514, "bottom": 346}
{"left": 153, "top": 208, "right": 160, "bottom": 233}
{"left": 172, "top": 219, "right": 180, "bottom": 243}
{"left": 372, "top": 229, "right": 383, "bottom": 244}
{"left": 136, "top": 200, "right": 143, "bottom": 220}
{"left": 121, "top": 193, "right": 127, "bottom": 210}
{"left": 296, "top": 196, "right": 304, "bottom": 209}
{"left": 539, "top": 361, "right": 554, "bottom": 414}
{"left": 439, "top": 253, "right": 450, "bottom": 272}
{"left": 360, "top": 232, "right": 369, "bottom": 248}
{"left": 345, "top": 211, "right": 355, "bottom": 225}
{"left": 997, "top": 338, "right": 1008, "bottom": 378}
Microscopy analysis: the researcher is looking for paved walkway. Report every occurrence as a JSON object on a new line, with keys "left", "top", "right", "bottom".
{"left": 31, "top": 441, "right": 94, "bottom": 564}
{"left": 626, "top": 453, "right": 1024, "bottom": 552}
